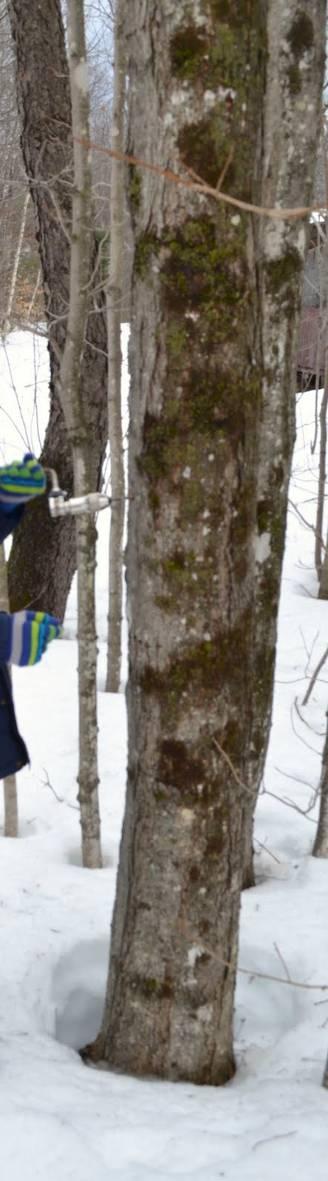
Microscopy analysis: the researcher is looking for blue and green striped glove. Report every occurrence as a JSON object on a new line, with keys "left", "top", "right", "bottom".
{"left": 0, "top": 610, "right": 61, "bottom": 666}
{"left": 0, "top": 453, "right": 46, "bottom": 512}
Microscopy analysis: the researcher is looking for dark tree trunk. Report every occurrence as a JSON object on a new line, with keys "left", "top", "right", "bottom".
{"left": 313, "top": 714, "right": 328, "bottom": 856}
{"left": 7, "top": 0, "right": 108, "bottom": 620}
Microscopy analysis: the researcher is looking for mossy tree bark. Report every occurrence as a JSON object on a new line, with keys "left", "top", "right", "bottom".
{"left": 7, "top": 0, "right": 108, "bottom": 622}
{"left": 96, "top": 0, "right": 326, "bottom": 1083}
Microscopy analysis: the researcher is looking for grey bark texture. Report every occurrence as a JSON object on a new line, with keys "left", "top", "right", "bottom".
{"left": 105, "top": 0, "right": 126, "bottom": 694}
{"left": 242, "top": 0, "right": 327, "bottom": 884}
{"left": 316, "top": 154, "right": 328, "bottom": 595}
{"left": 315, "top": 379, "right": 327, "bottom": 588}
{"left": 0, "top": 544, "right": 18, "bottom": 838}
{"left": 318, "top": 359, "right": 328, "bottom": 598}
{"left": 3, "top": 189, "right": 30, "bottom": 336}
{"left": 315, "top": 250, "right": 328, "bottom": 591}
{"left": 7, "top": 0, "right": 108, "bottom": 622}
{"left": 58, "top": 0, "right": 102, "bottom": 871}
{"left": 96, "top": 0, "right": 326, "bottom": 1084}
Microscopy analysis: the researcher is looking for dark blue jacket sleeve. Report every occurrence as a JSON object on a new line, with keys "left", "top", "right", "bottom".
{"left": 0, "top": 504, "right": 25, "bottom": 544}
{"left": 0, "top": 612, "right": 9, "bottom": 662}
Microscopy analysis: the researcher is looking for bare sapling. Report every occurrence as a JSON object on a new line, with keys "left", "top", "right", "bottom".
{"left": 60, "top": 0, "right": 102, "bottom": 869}
{"left": 105, "top": 0, "right": 126, "bottom": 693}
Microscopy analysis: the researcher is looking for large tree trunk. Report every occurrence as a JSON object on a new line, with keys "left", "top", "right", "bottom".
{"left": 7, "top": 0, "right": 108, "bottom": 622}
{"left": 94, "top": 0, "right": 326, "bottom": 1084}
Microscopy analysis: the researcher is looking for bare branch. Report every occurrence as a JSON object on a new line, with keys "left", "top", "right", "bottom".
{"left": 75, "top": 135, "right": 327, "bottom": 222}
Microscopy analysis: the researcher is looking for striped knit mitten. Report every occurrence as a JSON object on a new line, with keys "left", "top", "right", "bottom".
{"left": 0, "top": 610, "right": 61, "bottom": 666}
{"left": 0, "top": 453, "right": 46, "bottom": 511}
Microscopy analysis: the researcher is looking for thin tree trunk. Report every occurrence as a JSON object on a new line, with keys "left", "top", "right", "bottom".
{"left": 2, "top": 189, "right": 30, "bottom": 336}
{"left": 0, "top": 544, "right": 18, "bottom": 838}
{"left": 313, "top": 715, "right": 328, "bottom": 856}
{"left": 316, "top": 141, "right": 328, "bottom": 591}
{"left": 242, "top": 0, "right": 327, "bottom": 885}
{"left": 105, "top": 0, "right": 126, "bottom": 693}
{"left": 7, "top": 0, "right": 108, "bottom": 622}
{"left": 316, "top": 373, "right": 328, "bottom": 586}
{"left": 59, "top": 0, "right": 102, "bottom": 870}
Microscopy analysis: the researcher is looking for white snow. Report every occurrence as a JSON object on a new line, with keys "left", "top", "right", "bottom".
{"left": 1, "top": 335, "right": 328, "bottom": 1178}
{"left": 254, "top": 529, "right": 271, "bottom": 564}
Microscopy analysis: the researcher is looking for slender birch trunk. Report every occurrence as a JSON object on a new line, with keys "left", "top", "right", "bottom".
{"left": 105, "top": 0, "right": 126, "bottom": 693}
{"left": 60, "top": 0, "right": 102, "bottom": 870}
{"left": 0, "top": 545, "right": 18, "bottom": 838}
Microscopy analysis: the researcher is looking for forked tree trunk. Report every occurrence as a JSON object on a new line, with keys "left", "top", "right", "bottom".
{"left": 7, "top": 0, "right": 108, "bottom": 622}
{"left": 0, "top": 544, "right": 18, "bottom": 838}
{"left": 93, "top": 0, "right": 326, "bottom": 1084}
{"left": 105, "top": 0, "right": 126, "bottom": 693}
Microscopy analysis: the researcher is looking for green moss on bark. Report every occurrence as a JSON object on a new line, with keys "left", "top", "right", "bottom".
{"left": 128, "top": 167, "right": 142, "bottom": 212}
{"left": 159, "top": 739, "right": 205, "bottom": 790}
{"left": 141, "top": 611, "right": 252, "bottom": 704}
{"left": 287, "top": 13, "right": 314, "bottom": 56}
{"left": 286, "top": 13, "right": 314, "bottom": 94}
{"left": 134, "top": 231, "right": 160, "bottom": 278}
{"left": 265, "top": 247, "right": 302, "bottom": 292}
{"left": 172, "top": 11, "right": 266, "bottom": 194}
{"left": 170, "top": 26, "right": 208, "bottom": 79}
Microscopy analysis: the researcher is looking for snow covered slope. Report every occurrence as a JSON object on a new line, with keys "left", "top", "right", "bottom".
{"left": 0, "top": 333, "right": 328, "bottom": 1180}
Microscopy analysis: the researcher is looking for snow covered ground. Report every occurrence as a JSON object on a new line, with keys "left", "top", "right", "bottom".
{"left": 0, "top": 331, "right": 328, "bottom": 1179}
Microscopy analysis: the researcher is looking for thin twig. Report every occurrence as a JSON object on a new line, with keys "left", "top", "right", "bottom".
{"left": 302, "top": 643, "right": 328, "bottom": 706}
{"left": 212, "top": 737, "right": 254, "bottom": 798}
{"left": 252, "top": 1132, "right": 296, "bottom": 1151}
{"left": 216, "top": 146, "right": 234, "bottom": 191}
{"left": 288, "top": 499, "right": 324, "bottom": 551}
{"left": 290, "top": 700, "right": 322, "bottom": 755}
{"left": 273, "top": 941, "right": 291, "bottom": 981}
{"left": 274, "top": 765, "right": 316, "bottom": 790}
{"left": 263, "top": 785, "right": 317, "bottom": 822}
{"left": 41, "top": 769, "right": 79, "bottom": 811}
{"left": 294, "top": 696, "right": 325, "bottom": 737}
{"left": 215, "top": 952, "right": 328, "bottom": 991}
{"left": 253, "top": 836, "right": 281, "bottom": 864}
